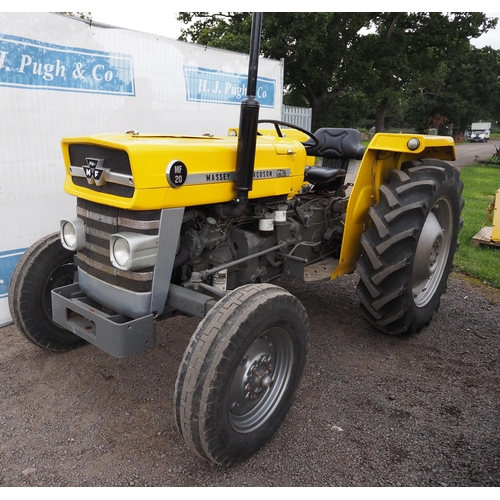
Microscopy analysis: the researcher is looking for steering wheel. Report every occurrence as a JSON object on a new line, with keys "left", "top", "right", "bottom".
{"left": 257, "top": 119, "right": 319, "bottom": 147}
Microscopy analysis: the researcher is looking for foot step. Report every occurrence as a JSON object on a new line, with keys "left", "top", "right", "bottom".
{"left": 303, "top": 258, "right": 339, "bottom": 282}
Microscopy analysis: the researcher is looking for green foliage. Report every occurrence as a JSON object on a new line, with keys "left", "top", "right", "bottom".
{"left": 312, "top": 89, "right": 371, "bottom": 129}
{"left": 359, "top": 13, "right": 499, "bottom": 133}
{"left": 260, "top": 12, "right": 371, "bottom": 125}
{"left": 406, "top": 43, "right": 500, "bottom": 133}
{"left": 178, "top": 12, "right": 372, "bottom": 129}
{"left": 57, "top": 12, "right": 92, "bottom": 21}
{"left": 177, "top": 12, "right": 500, "bottom": 133}
{"left": 454, "top": 165, "right": 500, "bottom": 288}
{"left": 178, "top": 13, "right": 253, "bottom": 52}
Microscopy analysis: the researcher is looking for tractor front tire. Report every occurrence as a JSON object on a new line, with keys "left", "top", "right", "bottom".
{"left": 8, "top": 233, "right": 87, "bottom": 351}
{"left": 356, "top": 160, "right": 464, "bottom": 334}
{"left": 174, "top": 283, "right": 309, "bottom": 465}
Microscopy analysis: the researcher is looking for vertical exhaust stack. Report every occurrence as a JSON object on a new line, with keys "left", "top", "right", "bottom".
{"left": 223, "top": 12, "right": 262, "bottom": 217}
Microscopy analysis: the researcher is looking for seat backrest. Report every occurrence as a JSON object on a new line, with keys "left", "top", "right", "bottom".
{"left": 304, "top": 128, "right": 365, "bottom": 160}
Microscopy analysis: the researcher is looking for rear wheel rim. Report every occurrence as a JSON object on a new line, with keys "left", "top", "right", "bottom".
{"left": 412, "top": 197, "right": 453, "bottom": 308}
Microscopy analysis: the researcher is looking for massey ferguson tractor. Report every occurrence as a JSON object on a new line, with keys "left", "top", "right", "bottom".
{"left": 9, "top": 13, "right": 464, "bottom": 465}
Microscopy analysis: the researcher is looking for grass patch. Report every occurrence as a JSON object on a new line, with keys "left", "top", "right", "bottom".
{"left": 454, "top": 164, "right": 500, "bottom": 288}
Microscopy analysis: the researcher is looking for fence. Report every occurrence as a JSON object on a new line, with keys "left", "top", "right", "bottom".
{"left": 282, "top": 105, "right": 312, "bottom": 131}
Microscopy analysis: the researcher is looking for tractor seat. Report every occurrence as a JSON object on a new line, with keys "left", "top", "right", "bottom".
{"left": 304, "top": 166, "right": 346, "bottom": 185}
{"left": 303, "top": 128, "right": 365, "bottom": 186}
{"left": 304, "top": 128, "right": 365, "bottom": 160}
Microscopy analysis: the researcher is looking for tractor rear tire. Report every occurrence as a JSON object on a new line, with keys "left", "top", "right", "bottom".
{"left": 8, "top": 233, "right": 87, "bottom": 351}
{"left": 356, "top": 160, "right": 464, "bottom": 334}
{"left": 174, "top": 283, "right": 309, "bottom": 465}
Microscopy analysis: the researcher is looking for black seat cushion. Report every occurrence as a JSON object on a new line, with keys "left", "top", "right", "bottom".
{"left": 304, "top": 166, "right": 346, "bottom": 184}
{"left": 304, "top": 128, "right": 365, "bottom": 160}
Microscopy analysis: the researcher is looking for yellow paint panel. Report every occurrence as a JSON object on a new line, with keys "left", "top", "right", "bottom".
{"left": 61, "top": 133, "right": 307, "bottom": 211}
{"left": 331, "top": 133, "right": 457, "bottom": 279}
{"left": 492, "top": 189, "right": 500, "bottom": 242}
{"left": 368, "top": 133, "right": 456, "bottom": 160}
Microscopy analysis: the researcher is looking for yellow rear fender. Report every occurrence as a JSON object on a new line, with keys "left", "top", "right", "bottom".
{"left": 331, "top": 133, "right": 456, "bottom": 279}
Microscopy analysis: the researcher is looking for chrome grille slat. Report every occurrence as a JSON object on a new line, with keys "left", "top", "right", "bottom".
{"left": 118, "top": 217, "right": 160, "bottom": 231}
{"left": 76, "top": 206, "right": 117, "bottom": 226}
{"left": 70, "top": 166, "right": 134, "bottom": 187}
{"left": 86, "top": 226, "right": 116, "bottom": 241}
{"left": 76, "top": 206, "right": 160, "bottom": 230}
{"left": 84, "top": 241, "right": 109, "bottom": 258}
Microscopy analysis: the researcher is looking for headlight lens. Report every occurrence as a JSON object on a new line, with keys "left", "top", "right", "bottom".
{"left": 62, "top": 222, "right": 77, "bottom": 248}
{"left": 112, "top": 238, "right": 131, "bottom": 268}
{"left": 60, "top": 218, "right": 85, "bottom": 251}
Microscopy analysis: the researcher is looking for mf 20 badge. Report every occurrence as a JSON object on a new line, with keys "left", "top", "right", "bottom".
{"left": 166, "top": 160, "right": 188, "bottom": 188}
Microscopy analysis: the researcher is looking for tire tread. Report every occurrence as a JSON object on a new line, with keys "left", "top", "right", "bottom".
{"left": 174, "top": 283, "right": 309, "bottom": 465}
{"left": 356, "top": 160, "right": 464, "bottom": 334}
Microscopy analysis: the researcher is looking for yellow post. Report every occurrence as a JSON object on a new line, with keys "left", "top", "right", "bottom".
{"left": 492, "top": 189, "right": 500, "bottom": 243}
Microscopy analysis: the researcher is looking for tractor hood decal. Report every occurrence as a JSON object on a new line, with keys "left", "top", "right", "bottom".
{"left": 183, "top": 168, "right": 290, "bottom": 186}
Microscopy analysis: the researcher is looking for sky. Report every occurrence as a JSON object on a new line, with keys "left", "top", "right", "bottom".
{"left": 8, "top": 4, "right": 500, "bottom": 50}
{"left": 86, "top": 8, "right": 500, "bottom": 50}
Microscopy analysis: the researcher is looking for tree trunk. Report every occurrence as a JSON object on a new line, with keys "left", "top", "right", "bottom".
{"left": 309, "top": 88, "right": 340, "bottom": 130}
{"left": 375, "top": 96, "right": 389, "bottom": 132}
{"left": 373, "top": 14, "right": 402, "bottom": 133}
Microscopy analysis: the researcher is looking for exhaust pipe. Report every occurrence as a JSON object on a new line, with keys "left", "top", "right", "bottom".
{"left": 221, "top": 12, "right": 262, "bottom": 217}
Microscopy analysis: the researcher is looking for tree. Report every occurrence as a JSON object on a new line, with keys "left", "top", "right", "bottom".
{"left": 178, "top": 12, "right": 252, "bottom": 52}
{"left": 178, "top": 12, "right": 372, "bottom": 129}
{"left": 357, "top": 12, "right": 498, "bottom": 132}
{"left": 404, "top": 40, "right": 500, "bottom": 134}
{"left": 178, "top": 12, "right": 499, "bottom": 132}
{"left": 56, "top": 12, "right": 92, "bottom": 21}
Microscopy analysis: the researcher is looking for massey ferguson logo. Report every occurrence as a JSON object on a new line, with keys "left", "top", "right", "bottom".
{"left": 84, "top": 158, "right": 107, "bottom": 186}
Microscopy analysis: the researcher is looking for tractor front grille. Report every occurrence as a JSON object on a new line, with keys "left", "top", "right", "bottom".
{"left": 69, "top": 144, "right": 135, "bottom": 198}
{"left": 76, "top": 199, "right": 160, "bottom": 292}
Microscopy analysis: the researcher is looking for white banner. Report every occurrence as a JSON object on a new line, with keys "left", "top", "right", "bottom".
{"left": 0, "top": 13, "right": 283, "bottom": 325}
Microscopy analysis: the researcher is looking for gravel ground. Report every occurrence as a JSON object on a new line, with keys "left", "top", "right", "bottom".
{"left": 1, "top": 273, "right": 499, "bottom": 487}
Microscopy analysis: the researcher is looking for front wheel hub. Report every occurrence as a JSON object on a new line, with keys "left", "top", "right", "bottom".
{"left": 228, "top": 328, "right": 294, "bottom": 434}
{"left": 245, "top": 356, "right": 274, "bottom": 400}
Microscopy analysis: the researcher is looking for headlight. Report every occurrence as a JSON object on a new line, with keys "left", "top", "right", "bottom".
{"left": 60, "top": 218, "right": 85, "bottom": 251}
{"left": 112, "top": 238, "right": 131, "bottom": 268}
{"left": 110, "top": 232, "right": 159, "bottom": 271}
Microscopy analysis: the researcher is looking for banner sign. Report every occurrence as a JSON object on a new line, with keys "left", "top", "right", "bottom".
{"left": 183, "top": 66, "right": 275, "bottom": 107}
{"left": 0, "top": 34, "right": 135, "bottom": 96}
{"left": 0, "top": 249, "right": 26, "bottom": 299}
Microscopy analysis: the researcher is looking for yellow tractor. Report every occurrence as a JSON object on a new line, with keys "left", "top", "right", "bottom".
{"left": 9, "top": 13, "right": 463, "bottom": 465}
